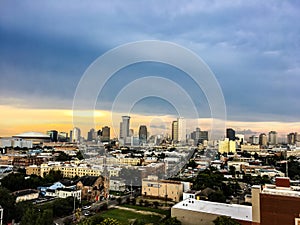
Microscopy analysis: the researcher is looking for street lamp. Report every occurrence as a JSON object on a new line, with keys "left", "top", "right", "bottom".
{"left": 0, "top": 205, "right": 3, "bottom": 225}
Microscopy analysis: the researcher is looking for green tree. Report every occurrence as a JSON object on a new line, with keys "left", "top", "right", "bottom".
{"left": 56, "top": 151, "right": 71, "bottom": 161}
{"left": 208, "top": 191, "right": 226, "bottom": 203}
{"left": 100, "top": 218, "right": 120, "bottom": 225}
{"left": 0, "top": 187, "right": 16, "bottom": 224}
{"left": 213, "top": 216, "right": 241, "bottom": 225}
{"left": 161, "top": 217, "right": 182, "bottom": 225}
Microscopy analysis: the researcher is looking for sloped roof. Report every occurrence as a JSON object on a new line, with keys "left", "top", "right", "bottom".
{"left": 76, "top": 176, "right": 99, "bottom": 186}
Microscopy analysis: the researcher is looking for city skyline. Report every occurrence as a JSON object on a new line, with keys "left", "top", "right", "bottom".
{"left": 1, "top": 1, "right": 300, "bottom": 137}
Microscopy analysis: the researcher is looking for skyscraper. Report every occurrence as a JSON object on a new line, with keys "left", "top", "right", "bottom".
{"left": 177, "top": 117, "right": 186, "bottom": 143}
{"left": 226, "top": 128, "right": 236, "bottom": 141}
{"left": 101, "top": 126, "right": 110, "bottom": 142}
{"left": 268, "top": 131, "right": 278, "bottom": 145}
{"left": 47, "top": 130, "right": 58, "bottom": 142}
{"left": 259, "top": 133, "right": 267, "bottom": 146}
{"left": 172, "top": 120, "right": 178, "bottom": 142}
{"left": 73, "top": 127, "right": 81, "bottom": 142}
{"left": 58, "top": 132, "right": 68, "bottom": 142}
{"left": 87, "top": 128, "right": 96, "bottom": 141}
{"left": 139, "top": 125, "right": 147, "bottom": 144}
{"left": 119, "top": 116, "right": 130, "bottom": 139}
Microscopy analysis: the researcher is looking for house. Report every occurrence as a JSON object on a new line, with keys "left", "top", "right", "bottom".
{"left": 76, "top": 175, "right": 108, "bottom": 201}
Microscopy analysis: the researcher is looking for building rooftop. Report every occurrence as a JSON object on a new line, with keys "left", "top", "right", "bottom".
{"left": 173, "top": 199, "right": 252, "bottom": 222}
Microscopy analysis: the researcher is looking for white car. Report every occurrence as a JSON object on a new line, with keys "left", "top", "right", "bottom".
{"left": 82, "top": 205, "right": 91, "bottom": 210}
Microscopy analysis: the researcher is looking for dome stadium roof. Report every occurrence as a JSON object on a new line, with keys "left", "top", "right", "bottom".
{"left": 13, "top": 132, "right": 50, "bottom": 138}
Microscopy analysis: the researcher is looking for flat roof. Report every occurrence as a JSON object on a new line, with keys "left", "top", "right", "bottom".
{"left": 172, "top": 199, "right": 252, "bottom": 222}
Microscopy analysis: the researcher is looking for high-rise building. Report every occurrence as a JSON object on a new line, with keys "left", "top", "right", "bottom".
{"left": 268, "top": 131, "right": 278, "bottom": 145}
{"left": 87, "top": 128, "right": 96, "bottom": 141}
{"left": 101, "top": 126, "right": 110, "bottom": 142}
{"left": 47, "top": 130, "right": 58, "bottom": 142}
{"left": 249, "top": 135, "right": 259, "bottom": 145}
{"left": 172, "top": 120, "right": 178, "bottom": 142}
{"left": 73, "top": 127, "right": 81, "bottom": 142}
{"left": 119, "top": 116, "right": 130, "bottom": 140}
{"left": 191, "top": 128, "right": 208, "bottom": 145}
{"left": 58, "top": 132, "right": 68, "bottom": 142}
{"left": 259, "top": 133, "right": 267, "bottom": 146}
{"left": 69, "top": 130, "right": 73, "bottom": 143}
{"left": 178, "top": 117, "right": 186, "bottom": 143}
{"left": 139, "top": 125, "right": 147, "bottom": 144}
{"left": 226, "top": 128, "right": 236, "bottom": 141}
{"left": 287, "top": 132, "right": 298, "bottom": 145}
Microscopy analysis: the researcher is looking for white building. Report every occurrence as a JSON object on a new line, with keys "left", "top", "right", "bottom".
{"left": 178, "top": 117, "right": 186, "bottom": 143}
{"left": 171, "top": 198, "right": 252, "bottom": 225}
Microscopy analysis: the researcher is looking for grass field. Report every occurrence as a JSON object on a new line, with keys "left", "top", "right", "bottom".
{"left": 101, "top": 208, "right": 162, "bottom": 225}
{"left": 122, "top": 204, "right": 170, "bottom": 216}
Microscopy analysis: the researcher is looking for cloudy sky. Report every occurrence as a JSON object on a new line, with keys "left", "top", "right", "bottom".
{"left": 0, "top": 1, "right": 300, "bottom": 137}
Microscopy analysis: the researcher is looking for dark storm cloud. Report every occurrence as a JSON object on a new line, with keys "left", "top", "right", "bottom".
{"left": 0, "top": 0, "right": 299, "bottom": 121}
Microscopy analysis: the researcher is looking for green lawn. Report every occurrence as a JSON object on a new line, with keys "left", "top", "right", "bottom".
{"left": 101, "top": 208, "right": 162, "bottom": 225}
{"left": 122, "top": 204, "right": 170, "bottom": 216}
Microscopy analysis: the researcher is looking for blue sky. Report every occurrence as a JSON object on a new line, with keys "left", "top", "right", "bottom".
{"left": 0, "top": 1, "right": 300, "bottom": 136}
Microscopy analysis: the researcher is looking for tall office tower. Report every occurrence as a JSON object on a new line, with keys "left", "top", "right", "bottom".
{"left": 73, "top": 127, "right": 81, "bottom": 142}
{"left": 268, "top": 131, "right": 278, "bottom": 145}
{"left": 58, "top": 132, "right": 68, "bottom": 142}
{"left": 119, "top": 116, "right": 130, "bottom": 139}
{"left": 259, "top": 133, "right": 267, "bottom": 146}
{"left": 47, "top": 130, "right": 58, "bottom": 142}
{"left": 287, "top": 132, "right": 296, "bottom": 144}
{"left": 69, "top": 130, "right": 73, "bottom": 143}
{"left": 249, "top": 135, "right": 259, "bottom": 145}
{"left": 101, "top": 126, "right": 110, "bottom": 142}
{"left": 172, "top": 120, "right": 178, "bottom": 142}
{"left": 226, "top": 128, "right": 236, "bottom": 141}
{"left": 199, "top": 131, "right": 209, "bottom": 143}
{"left": 178, "top": 117, "right": 186, "bottom": 143}
{"left": 87, "top": 128, "right": 96, "bottom": 141}
{"left": 139, "top": 125, "right": 147, "bottom": 144}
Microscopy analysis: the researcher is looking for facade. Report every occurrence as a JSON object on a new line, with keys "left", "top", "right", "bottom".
{"left": 101, "top": 126, "right": 110, "bottom": 142}
{"left": 55, "top": 188, "right": 81, "bottom": 201}
{"left": 177, "top": 117, "right": 186, "bottom": 143}
{"left": 218, "top": 138, "right": 236, "bottom": 153}
{"left": 120, "top": 116, "right": 130, "bottom": 139}
{"left": 142, "top": 176, "right": 185, "bottom": 202}
{"left": 139, "top": 125, "right": 147, "bottom": 144}
{"left": 47, "top": 130, "right": 58, "bottom": 142}
{"left": 172, "top": 121, "right": 178, "bottom": 142}
{"left": 268, "top": 131, "right": 278, "bottom": 145}
{"left": 72, "top": 127, "right": 81, "bottom": 142}
{"left": 13, "top": 189, "right": 39, "bottom": 203}
{"left": 171, "top": 198, "right": 252, "bottom": 225}
{"left": 109, "top": 178, "right": 126, "bottom": 192}
{"left": 252, "top": 177, "right": 300, "bottom": 225}
{"left": 249, "top": 135, "right": 259, "bottom": 145}
{"left": 76, "top": 175, "right": 109, "bottom": 201}
{"left": 226, "top": 128, "right": 236, "bottom": 141}
{"left": 87, "top": 128, "right": 96, "bottom": 141}
{"left": 259, "top": 133, "right": 267, "bottom": 146}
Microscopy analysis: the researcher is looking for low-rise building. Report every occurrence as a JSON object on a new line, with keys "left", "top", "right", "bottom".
{"left": 142, "top": 176, "right": 186, "bottom": 202}
{"left": 171, "top": 198, "right": 252, "bottom": 225}
{"left": 13, "top": 189, "right": 39, "bottom": 203}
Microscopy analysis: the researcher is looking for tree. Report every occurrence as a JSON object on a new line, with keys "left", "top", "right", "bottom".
{"left": 100, "top": 218, "right": 120, "bottom": 225}
{"left": 56, "top": 151, "right": 71, "bottom": 161}
{"left": 213, "top": 216, "right": 241, "bottom": 225}
{"left": 229, "top": 166, "right": 236, "bottom": 177}
{"left": 0, "top": 187, "right": 16, "bottom": 224}
{"left": 161, "top": 217, "right": 182, "bottom": 225}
